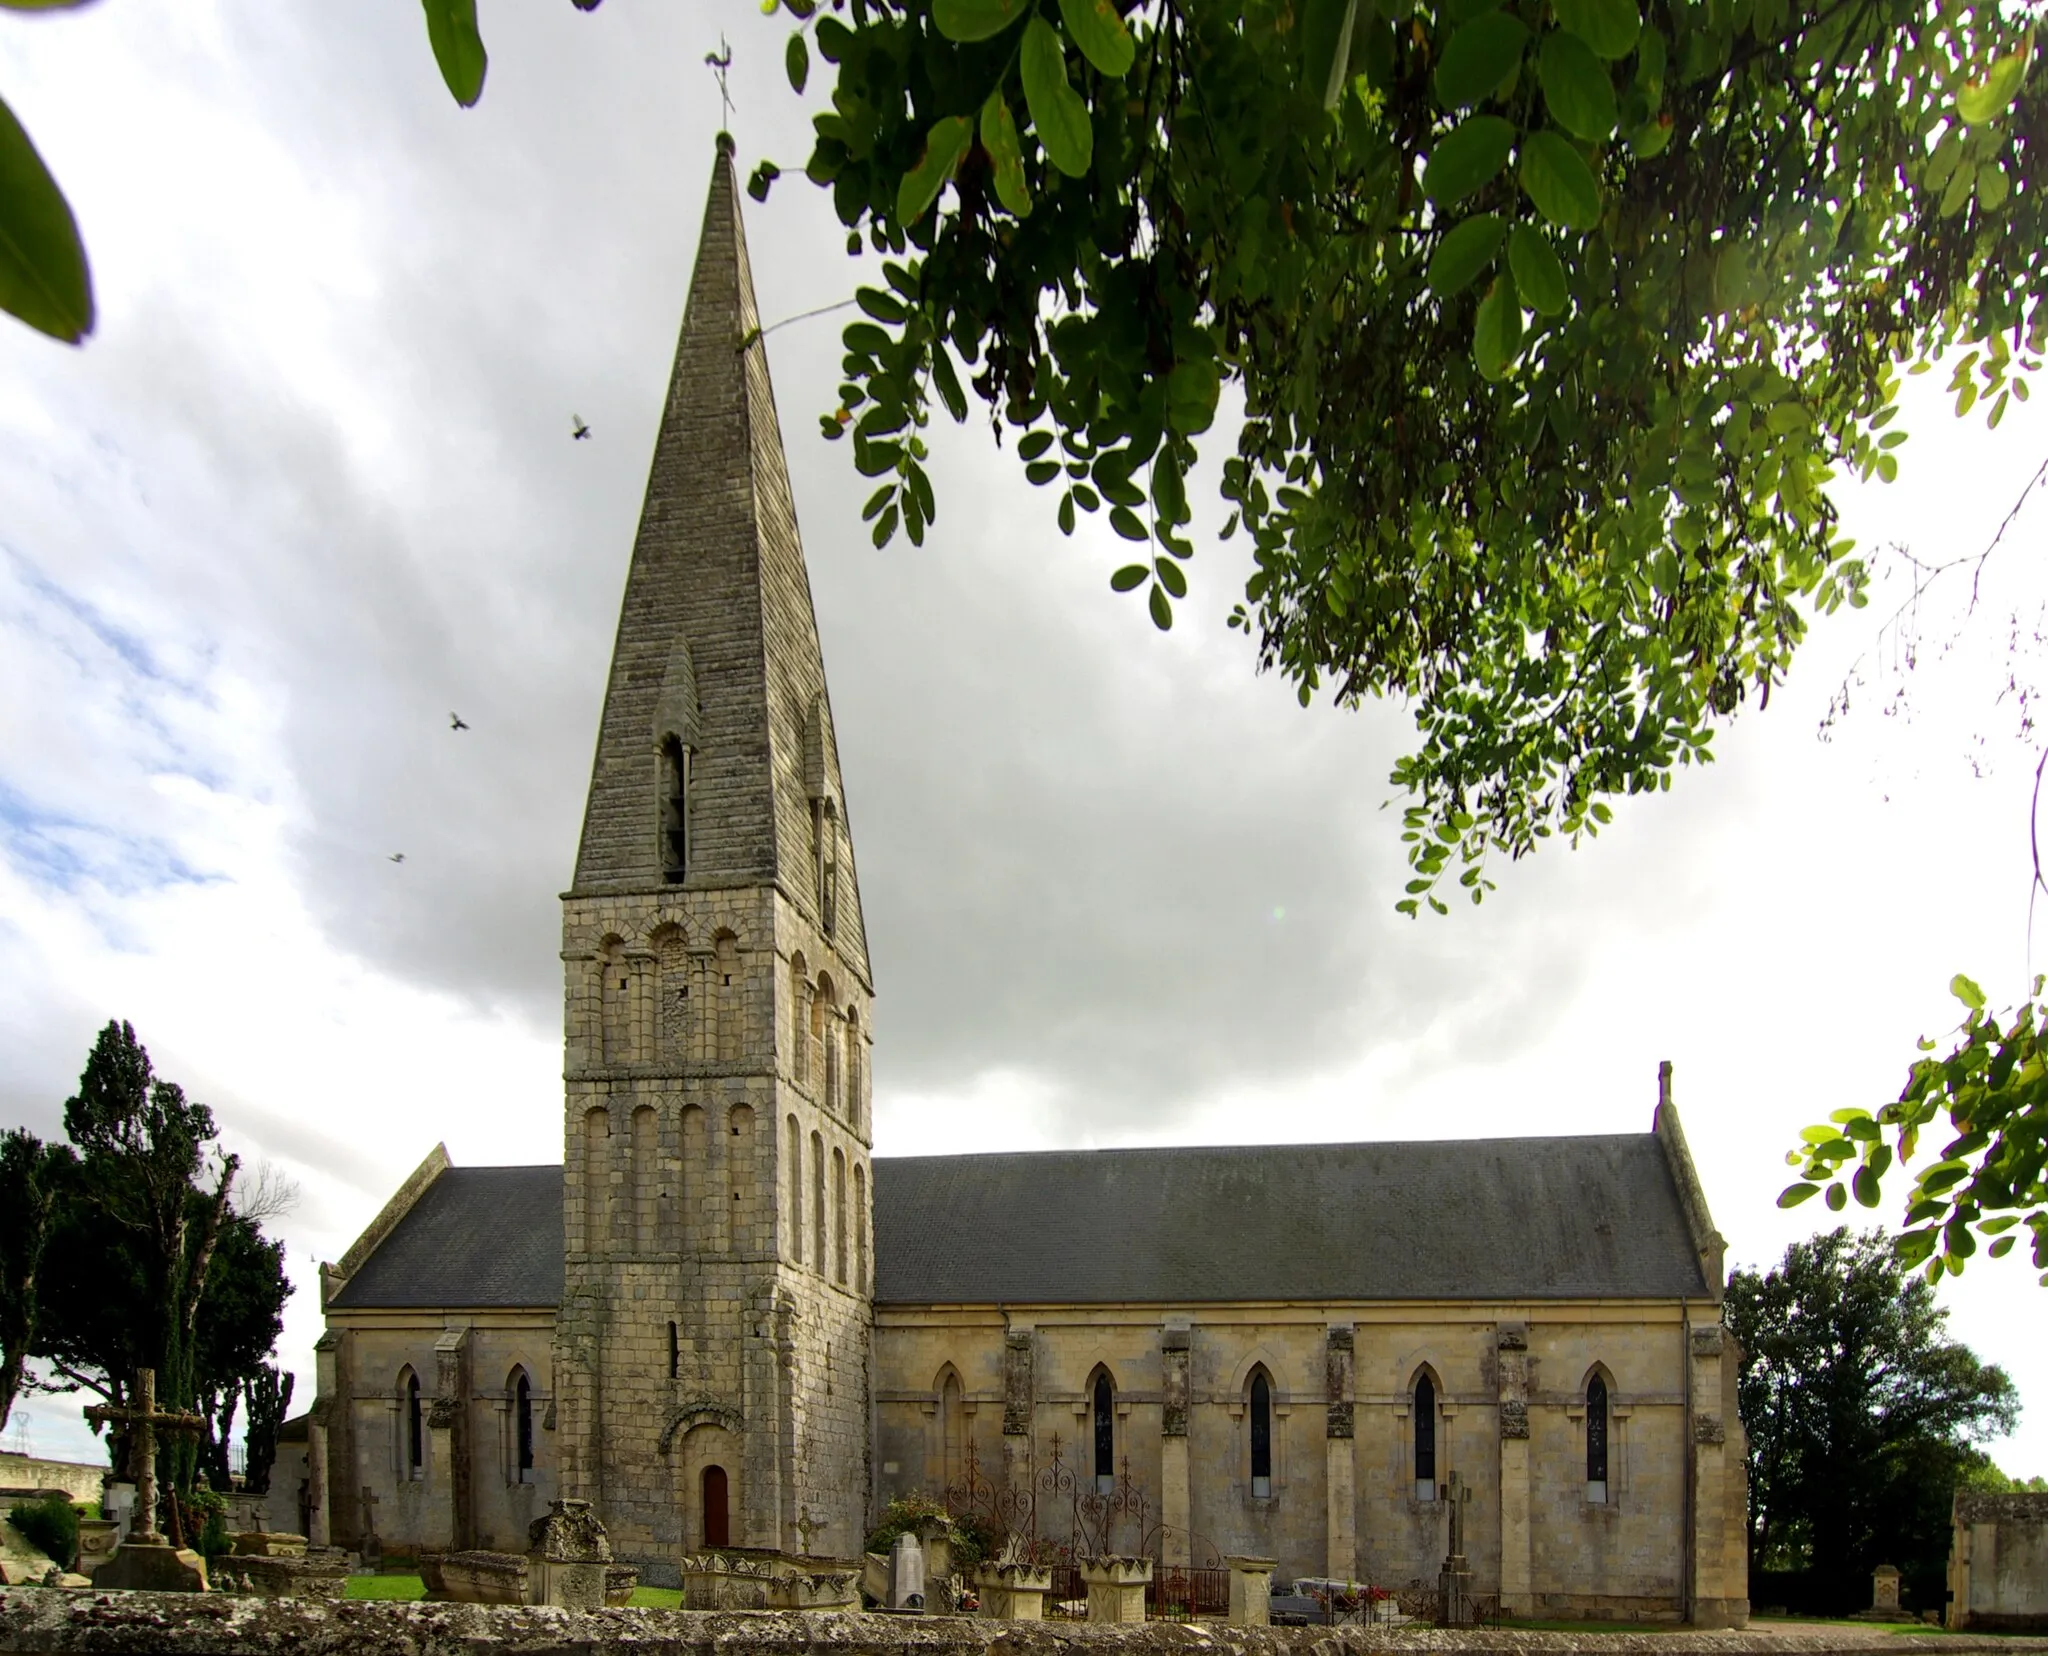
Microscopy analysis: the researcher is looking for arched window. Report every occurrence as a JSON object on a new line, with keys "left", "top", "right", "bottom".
{"left": 940, "top": 1368, "right": 965, "bottom": 1487}
{"left": 825, "top": 1011, "right": 841, "bottom": 1115}
{"left": 814, "top": 800, "right": 839, "bottom": 935}
{"left": 1413, "top": 1372, "right": 1437, "bottom": 1500}
{"left": 845, "top": 1010, "right": 861, "bottom": 1130}
{"left": 1092, "top": 1370, "right": 1116, "bottom": 1492}
{"left": 791, "top": 959, "right": 810, "bottom": 1085}
{"left": 713, "top": 931, "right": 740, "bottom": 1062}
{"left": 598, "top": 938, "right": 632, "bottom": 1065}
{"left": 655, "top": 924, "right": 689, "bottom": 1057}
{"left": 811, "top": 1130, "right": 826, "bottom": 1274}
{"left": 514, "top": 1369, "right": 534, "bottom": 1482}
{"left": 812, "top": 972, "right": 833, "bottom": 1101}
{"left": 853, "top": 1162, "right": 868, "bottom": 1290}
{"left": 786, "top": 1115, "right": 803, "bottom": 1262}
{"left": 727, "top": 1104, "right": 754, "bottom": 1252}
{"left": 631, "top": 1104, "right": 657, "bottom": 1250}
{"left": 832, "top": 1148, "right": 848, "bottom": 1284}
{"left": 582, "top": 1108, "right": 609, "bottom": 1251}
{"left": 1586, "top": 1373, "right": 1610, "bottom": 1501}
{"left": 668, "top": 1320, "right": 679, "bottom": 1380}
{"left": 1250, "top": 1369, "right": 1273, "bottom": 1498}
{"left": 659, "top": 735, "right": 689, "bottom": 882}
{"left": 404, "top": 1369, "right": 423, "bottom": 1478}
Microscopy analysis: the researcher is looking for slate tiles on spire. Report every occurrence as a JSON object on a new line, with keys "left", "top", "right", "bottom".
{"left": 571, "top": 144, "right": 869, "bottom": 986}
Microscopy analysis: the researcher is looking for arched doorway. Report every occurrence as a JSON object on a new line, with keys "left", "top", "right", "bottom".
{"left": 702, "top": 1464, "right": 730, "bottom": 1548}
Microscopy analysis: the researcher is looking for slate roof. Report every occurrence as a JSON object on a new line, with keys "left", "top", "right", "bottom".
{"left": 870, "top": 1135, "right": 1709, "bottom": 1304}
{"left": 328, "top": 1166, "right": 563, "bottom": 1310}
{"left": 329, "top": 1135, "right": 1707, "bottom": 1311}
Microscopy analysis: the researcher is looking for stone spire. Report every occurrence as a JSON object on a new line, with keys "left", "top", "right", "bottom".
{"left": 571, "top": 137, "right": 869, "bottom": 988}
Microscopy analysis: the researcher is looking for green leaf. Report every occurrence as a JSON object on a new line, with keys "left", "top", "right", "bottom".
{"left": 1553, "top": 0, "right": 1640, "bottom": 58}
{"left": 422, "top": 0, "right": 487, "bottom": 106}
{"left": 1428, "top": 213, "right": 1507, "bottom": 297}
{"left": 1519, "top": 129, "right": 1603, "bottom": 230}
{"left": 1423, "top": 115, "right": 1516, "bottom": 207}
{"left": 896, "top": 115, "right": 973, "bottom": 222}
{"left": 1110, "top": 505, "right": 1149, "bottom": 540}
{"left": 932, "top": 0, "right": 1029, "bottom": 43}
{"left": 1472, "top": 268, "right": 1522, "bottom": 380}
{"left": 1057, "top": 0, "right": 1136, "bottom": 78}
{"left": 1021, "top": 16, "right": 1092, "bottom": 177}
{"left": 931, "top": 345, "right": 968, "bottom": 422}
{"left": 0, "top": 90, "right": 93, "bottom": 343}
{"left": 786, "top": 31, "right": 810, "bottom": 93}
{"left": 1166, "top": 358, "right": 1221, "bottom": 434}
{"left": 980, "top": 92, "right": 1032, "bottom": 217}
{"left": 1436, "top": 13, "right": 1530, "bottom": 109}
{"left": 1957, "top": 31, "right": 2034, "bottom": 125}
{"left": 1110, "top": 563, "right": 1149, "bottom": 592}
{"left": 1303, "top": 0, "right": 1364, "bottom": 110}
{"left": 1951, "top": 972, "right": 1987, "bottom": 1011}
{"left": 1852, "top": 1165, "right": 1882, "bottom": 1208}
{"left": 1508, "top": 222, "right": 1568, "bottom": 313}
{"left": 1824, "top": 1182, "right": 1848, "bottom": 1211}
{"left": 1155, "top": 556, "right": 1188, "bottom": 599}
{"left": 1539, "top": 31, "right": 1618, "bottom": 141}
{"left": 1148, "top": 583, "right": 1174, "bottom": 630}
{"left": 1778, "top": 1182, "right": 1820, "bottom": 1208}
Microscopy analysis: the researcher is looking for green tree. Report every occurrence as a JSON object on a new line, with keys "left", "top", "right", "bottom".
{"left": 1784, "top": 973, "right": 2047, "bottom": 1285}
{"left": 1728, "top": 1228, "right": 2020, "bottom": 1613}
{"left": 0, "top": 1127, "right": 74, "bottom": 1433}
{"left": 38, "top": 1021, "right": 242, "bottom": 1501}
{"left": 240, "top": 1364, "right": 296, "bottom": 1498}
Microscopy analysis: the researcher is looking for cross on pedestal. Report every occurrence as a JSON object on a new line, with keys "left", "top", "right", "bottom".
{"left": 84, "top": 1368, "right": 206, "bottom": 1545}
{"left": 794, "top": 1507, "right": 824, "bottom": 1555}
{"left": 359, "top": 1485, "right": 381, "bottom": 1549}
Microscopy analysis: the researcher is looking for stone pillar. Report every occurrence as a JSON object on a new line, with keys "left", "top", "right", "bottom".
{"left": 1160, "top": 1325, "right": 1191, "bottom": 1567}
{"left": 1081, "top": 1556, "right": 1152, "bottom": 1623}
{"left": 1227, "top": 1555, "right": 1276, "bottom": 1626}
{"left": 434, "top": 1327, "right": 470, "bottom": 1550}
{"left": 527, "top": 1498, "right": 614, "bottom": 1610}
{"left": 974, "top": 1564, "right": 1050, "bottom": 1620}
{"left": 1325, "top": 1324, "right": 1356, "bottom": 1582}
{"left": 1002, "top": 1324, "right": 1034, "bottom": 1497}
{"left": 1688, "top": 1323, "right": 1744, "bottom": 1627}
{"left": 1496, "top": 1322, "right": 1531, "bottom": 1616}
{"left": 309, "top": 1330, "right": 339, "bottom": 1549}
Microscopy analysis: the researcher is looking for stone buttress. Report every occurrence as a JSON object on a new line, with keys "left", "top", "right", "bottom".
{"left": 557, "top": 137, "right": 875, "bottom": 1582}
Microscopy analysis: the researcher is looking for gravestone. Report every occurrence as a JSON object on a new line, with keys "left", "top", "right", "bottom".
{"left": 888, "top": 1530, "right": 925, "bottom": 1610}
{"left": 1226, "top": 1555, "right": 1276, "bottom": 1627}
{"left": 83, "top": 1368, "right": 209, "bottom": 1593}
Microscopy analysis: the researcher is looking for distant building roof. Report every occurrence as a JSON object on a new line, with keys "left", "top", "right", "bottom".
{"left": 327, "top": 1166, "right": 563, "bottom": 1310}
{"left": 871, "top": 1135, "right": 1710, "bottom": 1304}
{"left": 326, "top": 1134, "right": 1708, "bottom": 1312}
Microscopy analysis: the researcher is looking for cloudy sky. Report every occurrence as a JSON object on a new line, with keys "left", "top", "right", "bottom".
{"left": 2, "top": 5, "right": 2044, "bottom": 1477}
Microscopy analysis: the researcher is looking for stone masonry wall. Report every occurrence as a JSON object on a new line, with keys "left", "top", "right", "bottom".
{"left": 875, "top": 1302, "right": 1706, "bottom": 1615}
{"left": 559, "top": 882, "right": 872, "bottom": 1584}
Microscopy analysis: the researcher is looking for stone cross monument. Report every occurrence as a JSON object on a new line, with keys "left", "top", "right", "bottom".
{"left": 83, "top": 1368, "right": 211, "bottom": 1591}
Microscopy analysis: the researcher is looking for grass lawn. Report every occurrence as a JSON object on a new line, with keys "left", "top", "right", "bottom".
{"left": 339, "top": 1576, "right": 685, "bottom": 1610}
{"left": 344, "top": 1574, "right": 425, "bottom": 1601}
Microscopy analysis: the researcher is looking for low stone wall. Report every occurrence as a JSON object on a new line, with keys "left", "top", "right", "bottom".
{"left": 1950, "top": 1491, "right": 2048, "bottom": 1631}
{"left": 0, "top": 1461, "right": 104, "bottom": 1508}
{"left": 6, "top": 1593, "right": 2048, "bottom": 1656}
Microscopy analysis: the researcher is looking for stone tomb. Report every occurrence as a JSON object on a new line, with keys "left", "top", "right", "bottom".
{"left": 1950, "top": 1491, "right": 2048, "bottom": 1631}
{"left": 423, "top": 1499, "right": 638, "bottom": 1610}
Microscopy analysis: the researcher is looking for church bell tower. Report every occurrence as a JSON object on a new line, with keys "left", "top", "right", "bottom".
{"left": 556, "top": 136, "right": 875, "bottom": 1577}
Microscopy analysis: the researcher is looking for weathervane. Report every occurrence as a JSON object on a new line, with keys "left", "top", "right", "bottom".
{"left": 705, "top": 34, "right": 735, "bottom": 130}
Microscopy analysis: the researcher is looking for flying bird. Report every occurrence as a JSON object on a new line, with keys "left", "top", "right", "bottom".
{"left": 389, "top": 853, "right": 406, "bottom": 864}
{"left": 571, "top": 415, "right": 591, "bottom": 440}
{"left": 450, "top": 712, "right": 469, "bottom": 731}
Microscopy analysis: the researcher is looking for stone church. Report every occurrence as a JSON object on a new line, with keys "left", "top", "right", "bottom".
{"left": 303, "top": 140, "right": 1750, "bottom": 1626}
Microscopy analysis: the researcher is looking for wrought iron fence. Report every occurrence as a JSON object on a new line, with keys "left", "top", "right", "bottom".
{"left": 1147, "top": 1566, "right": 1229, "bottom": 1620}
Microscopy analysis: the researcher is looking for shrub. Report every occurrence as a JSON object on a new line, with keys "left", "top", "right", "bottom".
{"left": 8, "top": 1492, "right": 81, "bottom": 1566}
